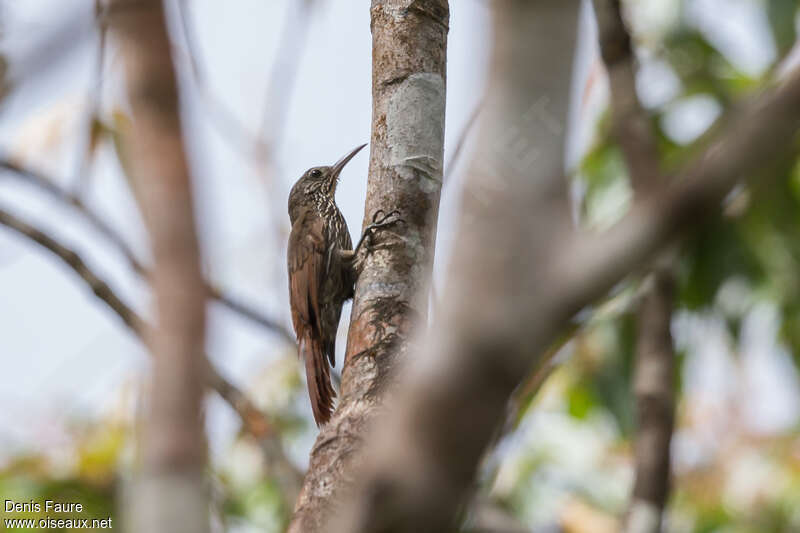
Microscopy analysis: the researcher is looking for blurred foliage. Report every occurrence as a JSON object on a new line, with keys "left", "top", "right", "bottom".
{"left": 0, "top": 354, "right": 305, "bottom": 533}
{"left": 0, "top": 419, "right": 120, "bottom": 532}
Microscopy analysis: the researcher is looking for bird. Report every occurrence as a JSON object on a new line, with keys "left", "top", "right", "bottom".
{"left": 287, "top": 143, "right": 401, "bottom": 426}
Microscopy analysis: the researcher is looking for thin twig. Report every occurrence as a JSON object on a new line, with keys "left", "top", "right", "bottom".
{"left": 443, "top": 99, "right": 483, "bottom": 186}
{"left": 72, "top": 0, "right": 108, "bottom": 197}
{"left": 175, "top": 0, "right": 266, "bottom": 160}
{"left": 175, "top": 0, "right": 315, "bottom": 171}
{"left": 257, "top": 0, "right": 315, "bottom": 148}
{"left": 175, "top": 0, "right": 315, "bottom": 293}
{"left": 0, "top": 158, "right": 294, "bottom": 342}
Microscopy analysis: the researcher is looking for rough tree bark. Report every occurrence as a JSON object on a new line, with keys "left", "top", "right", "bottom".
{"left": 109, "top": 2, "right": 210, "bottom": 532}
{"left": 593, "top": 3, "right": 677, "bottom": 529}
{"left": 288, "top": 1, "right": 449, "bottom": 531}
{"left": 332, "top": 0, "right": 800, "bottom": 530}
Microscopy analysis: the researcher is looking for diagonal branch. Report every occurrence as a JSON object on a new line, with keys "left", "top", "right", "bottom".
{"left": 175, "top": 0, "right": 267, "bottom": 160}
{"left": 560, "top": 63, "right": 800, "bottom": 315}
{"left": 0, "top": 158, "right": 294, "bottom": 342}
{"left": 0, "top": 205, "right": 302, "bottom": 499}
{"left": 0, "top": 205, "right": 143, "bottom": 330}
{"left": 256, "top": 0, "right": 315, "bottom": 148}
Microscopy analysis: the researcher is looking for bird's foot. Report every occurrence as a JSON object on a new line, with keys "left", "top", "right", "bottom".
{"left": 353, "top": 210, "right": 405, "bottom": 258}
{"left": 368, "top": 209, "right": 404, "bottom": 232}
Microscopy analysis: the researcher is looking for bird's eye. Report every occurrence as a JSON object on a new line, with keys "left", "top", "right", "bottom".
{"left": 310, "top": 169, "right": 322, "bottom": 178}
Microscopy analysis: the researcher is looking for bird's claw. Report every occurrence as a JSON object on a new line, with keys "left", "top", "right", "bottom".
{"left": 353, "top": 210, "right": 405, "bottom": 259}
{"left": 365, "top": 209, "right": 404, "bottom": 237}
{"left": 371, "top": 209, "right": 402, "bottom": 225}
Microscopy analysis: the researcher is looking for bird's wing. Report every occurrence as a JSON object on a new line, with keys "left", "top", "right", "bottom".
{"left": 288, "top": 209, "right": 326, "bottom": 336}
{"left": 288, "top": 209, "right": 335, "bottom": 425}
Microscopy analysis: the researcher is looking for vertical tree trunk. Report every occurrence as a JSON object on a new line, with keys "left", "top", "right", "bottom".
{"left": 333, "top": 3, "right": 581, "bottom": 532}
{"left": 288, "top": 1, "right": 449, "bottom": 531}
{"left": 110, "top": 2, "right": 210, "bottom": 532}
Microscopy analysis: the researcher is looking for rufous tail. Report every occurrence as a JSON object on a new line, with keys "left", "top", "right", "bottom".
{"left": 299, "top": 334, "right": 335, "bottom": 426}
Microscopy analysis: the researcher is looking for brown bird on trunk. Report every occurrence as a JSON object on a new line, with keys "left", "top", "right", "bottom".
{"left": 288, "top": 143, "right": 400, "bottom": 425}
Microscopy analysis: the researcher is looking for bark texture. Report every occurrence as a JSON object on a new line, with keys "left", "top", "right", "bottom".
{"left": 109, "top": 2, "right": 210, "bottom": 532}
{"left": 288, "top": 1, "right": 449, "bottom": 531}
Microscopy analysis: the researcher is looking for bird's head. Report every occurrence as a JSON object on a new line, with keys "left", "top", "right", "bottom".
{"left": 288, "top": 143, "right": 367, "bottom": 223}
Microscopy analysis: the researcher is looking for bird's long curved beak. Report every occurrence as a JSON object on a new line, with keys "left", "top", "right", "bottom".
{"left": 331, "top": 143, "right": 367, "bottom": 180}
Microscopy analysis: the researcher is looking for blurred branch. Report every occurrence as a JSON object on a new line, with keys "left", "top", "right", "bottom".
{"left": 0, "top": 205, "right": 294, "bottom": 474}
{"left": 593, "top": 0, "right": 659, "bottom": 192}
{"left": 627, "top": 266, "right": 675, "bottom": 533}
{"left": 175, "top": 0, "right": 314, "bottom": 169}
{"left": 0, "top": 205, "right": 143, "bottom": 331}
{"left": 430, "top": 99, "right": 484, "bottom": 314}
{"left": 509, "top": 323, "right": 577, "bottom": 410}
{"left": 112, "top": 0, "right": 210, "bottom": 525}
{"left": 175, "top": 0, "right": 266, "bottom": 160}
{"left": 508, "top": 282, "right": 648, "bottom": 432}
{"left": 443, "top": 99, "right": 483, "bottom": 185}
{"left": 257, "top": 0, "right": 315, "bottom": 150}
{"left": 593, "top": 2, "right": 676, "bottom": 531}
{"left": 465, "top": 498, "right": 530, "bottom": 533}
{"left": 0, "top": 158, "right": 294, "bottom": 342}
{"left": 72, "top": 0, "right": 108, "bottom": 197}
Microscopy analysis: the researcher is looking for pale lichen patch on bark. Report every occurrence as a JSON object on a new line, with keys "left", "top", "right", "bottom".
{"left": 386, "top": 72, "right": 445, "bottom": 192}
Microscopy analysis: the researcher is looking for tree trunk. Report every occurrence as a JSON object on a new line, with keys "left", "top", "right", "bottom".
{"left": 288, "top": 1, "right": 449, "bottom": 531}
{"left": 110, "top": 2, "right": 210, "bottom": 532}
